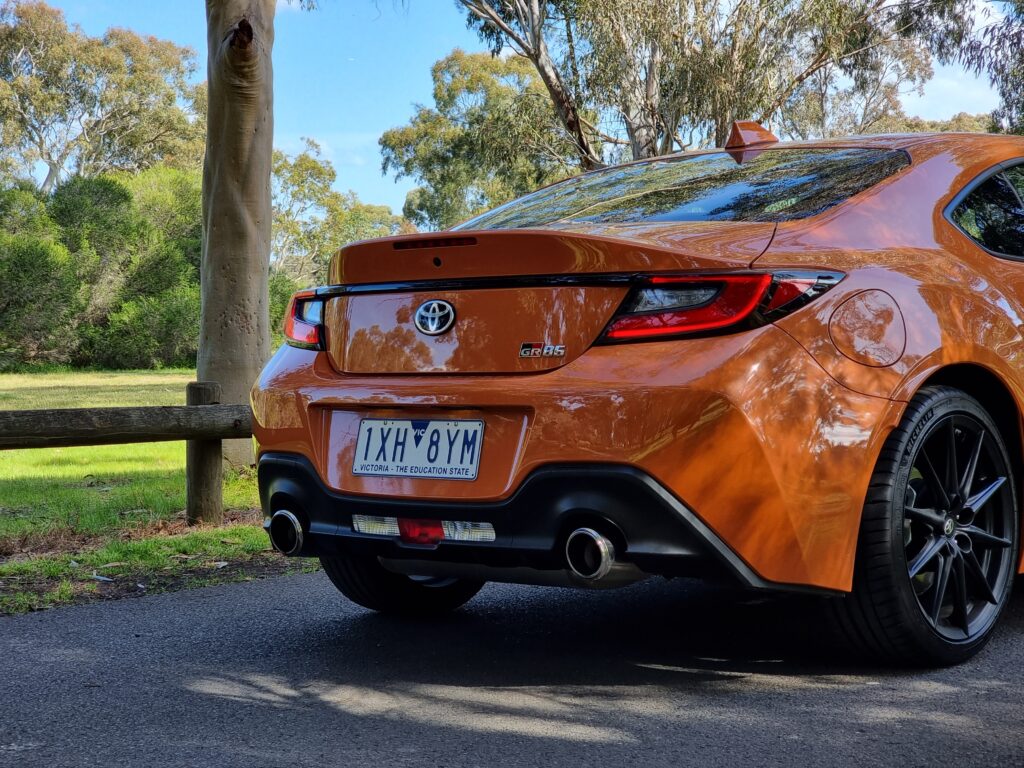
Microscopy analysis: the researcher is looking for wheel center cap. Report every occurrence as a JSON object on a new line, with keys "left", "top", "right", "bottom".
{"left": 943, "top": 518, "right": 956, "bottom": 536}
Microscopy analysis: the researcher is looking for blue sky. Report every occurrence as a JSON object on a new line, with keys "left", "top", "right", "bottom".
{"left": 48, "top": 0, "right": 1000, "bottom": 215}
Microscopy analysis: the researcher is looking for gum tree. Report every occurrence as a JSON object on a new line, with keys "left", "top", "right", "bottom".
{"left": 458, "top": 0, "right": 975, "bottom": 159}
{"left": 0, "top": 0, "right": 198, "bottom": 193}
{"left": 201, "top": 0, "right": 298, "bottom": 466}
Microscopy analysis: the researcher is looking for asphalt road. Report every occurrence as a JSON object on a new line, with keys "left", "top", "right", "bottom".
{"left": 2, "top": 572, "right": 1024, "bottom": 768}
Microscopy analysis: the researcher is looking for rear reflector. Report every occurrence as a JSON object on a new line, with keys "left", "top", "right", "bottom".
{"left": 398, "top": 518, "right": 445, "bottom": 545}
{"left": 352, "top": 515, "right": 496, "bottom": 544}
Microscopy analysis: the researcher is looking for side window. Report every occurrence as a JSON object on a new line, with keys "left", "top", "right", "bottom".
{"left": 1006, "top": 165, "right": 1024, "bottom": 200}
{"left": 951, "top": 172, "right": 1024, "bottom": 257}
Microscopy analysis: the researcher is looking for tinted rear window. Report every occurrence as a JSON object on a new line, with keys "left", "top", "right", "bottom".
{"left": 951, "top": 171, "right": 1024, "bottom": 257}
{"left": 456, "top": 148, "right": 910, "bottom": 230}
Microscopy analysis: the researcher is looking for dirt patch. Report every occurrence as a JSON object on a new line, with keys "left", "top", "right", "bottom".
{"left": 0, "top": 529, "right": 98, "bottom": 559}
{"left": 0, "top": 553, "right": 318, "bottom": 613}
{"left": 120, "top": 508, "right": 262, "bottom": 538}
{"left": 0, "top": 508, "right": 263, "bottom": 560}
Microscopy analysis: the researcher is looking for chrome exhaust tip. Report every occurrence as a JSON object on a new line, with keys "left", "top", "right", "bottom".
{"left": 565, "top": 527, "right": 615, "bottom": 580}
{"left": 269, "top": 510, "right": 304, "bottom": 556}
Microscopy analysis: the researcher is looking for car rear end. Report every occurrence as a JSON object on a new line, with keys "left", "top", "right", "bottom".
{"left": 253, "top": 143, "right": 912, "bottom": 596}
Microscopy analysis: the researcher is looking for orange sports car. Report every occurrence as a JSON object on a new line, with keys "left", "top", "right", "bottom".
{"left": 252, "top": 122, "right": 1024, "bottom": 665}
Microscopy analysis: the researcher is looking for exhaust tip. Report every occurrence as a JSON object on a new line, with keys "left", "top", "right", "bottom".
{"left": 269, "top": 510, "right": 304, "bottom": 556}
{"left": 565, "top": 527, "right": 615, "bottom": 580}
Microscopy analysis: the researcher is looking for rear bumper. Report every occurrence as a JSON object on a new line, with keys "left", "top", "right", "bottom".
{"left": 253, "top": 325, "right": 903, "bottom": 592}
{"left": 258, "top": 452, "right": 836, "bottom": 594}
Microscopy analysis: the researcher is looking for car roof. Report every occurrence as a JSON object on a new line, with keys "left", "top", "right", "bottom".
{"left": 649, "top": 132, "right": 1024, "bottom": 157}
{"left": 588, "top": 133, "right": 1024, "bottom": 192}
{"left": 767, "top": 132, "right": 1024, "bottom": 151}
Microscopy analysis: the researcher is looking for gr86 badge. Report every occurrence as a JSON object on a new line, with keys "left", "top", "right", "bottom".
{"left": 520, "top": 342, "right": 566, "bottom": 358}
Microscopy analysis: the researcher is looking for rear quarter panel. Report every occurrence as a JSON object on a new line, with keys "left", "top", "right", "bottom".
{"left": 756, "top": 135, "right": 1024, "bottom": 573}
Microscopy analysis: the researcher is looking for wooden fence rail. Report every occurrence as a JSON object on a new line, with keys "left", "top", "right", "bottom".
{"left": 0, "top": 381, "right": 251, "bottom": 524}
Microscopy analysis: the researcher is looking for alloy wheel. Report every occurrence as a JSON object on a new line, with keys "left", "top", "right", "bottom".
{"left": 903, "top": 414, "right": 1015, "bottom": 642}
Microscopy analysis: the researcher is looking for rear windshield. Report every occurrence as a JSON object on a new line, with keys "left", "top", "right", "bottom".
{"left": 455, "top": 147, "right": 909, "bottom": 230}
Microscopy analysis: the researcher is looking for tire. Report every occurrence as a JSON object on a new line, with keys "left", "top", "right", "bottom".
{"left": 319, "top": 553, "right": 484, "bottom": 616}
{"left": 831, "top": 385, "right": 1019, "bottom": 666}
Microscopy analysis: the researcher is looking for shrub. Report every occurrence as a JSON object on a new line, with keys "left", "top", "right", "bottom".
{"left": 269, "top": 270, "right": 301, "bottom": 350}
{"left": 0, "top": 187, "right": 59, "bottom": 240}
{"left": 0, "top": 233, "right": 78, "bottom": 369}
{"left": 49, "top": 176, "right": 142, "bottom": 263}
{"left": 90, "top": 283, "right": 200, "bottom": 369}
{"left": 121, "top": 166, "right": 202, "bottom": 271}
{"left": 119, "top": 242, "right": 196, "bottom": 301}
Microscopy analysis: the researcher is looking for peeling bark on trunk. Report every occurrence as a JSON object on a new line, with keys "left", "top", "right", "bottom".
{"left": 531, "top": 41, "right": 601, "bottom": 171}
{"left": 199, "top": 0, "right": 274, "bottom": 466}
{"left": 40, "top": 162, "right": 61, "bottom": 196}
{"left": 620, "top": 42, "right": 662, "bottom": 160}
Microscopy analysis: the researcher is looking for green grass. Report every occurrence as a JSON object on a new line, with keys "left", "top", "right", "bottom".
{"left": 0, "top": 369, "right": 277, "bottom": 614}
{"left": 0, "top": 524, "right": 317, "bottom": 613}
{"left": 0, "top": 524, "right": 317, "bottom": 614}
{"left": 0, "top": 369, "right": 259, "bottom": 545}
{"left": 0, "top": 368, "right": 194, "bottom": 410}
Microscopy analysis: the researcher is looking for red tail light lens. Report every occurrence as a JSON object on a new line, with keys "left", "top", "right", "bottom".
{"left": 602, "top": 271, "right": 843, "bottom": 342}
{"left": 284, "top": 290, "right": 325, "bottom": 349}
{"left": 397, "top": 518, "right": 445, "bottom": 546}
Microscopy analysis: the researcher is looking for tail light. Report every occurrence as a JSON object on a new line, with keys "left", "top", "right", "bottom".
{"left": 601, "top": 271, "right": 843, "bottom": 342}
{"left": 284, "top": 290, "right": 325, "bottom": 349}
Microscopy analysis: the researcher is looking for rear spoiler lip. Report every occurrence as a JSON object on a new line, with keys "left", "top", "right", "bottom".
{"left": 332, "top": 223, "right": 779, "bottom": 286}
{"left": 313, "top": 270, "right": 772, "bottom": 298}
{"left": 339, "top": 223, "right": 772, "bottom": 255}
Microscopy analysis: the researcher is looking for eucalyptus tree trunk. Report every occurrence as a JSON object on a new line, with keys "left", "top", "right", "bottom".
{"left": 199, "top": 0, "right": 274, "bottom": 466}
{"left": 620, "top": 42, "right": 663, "bottom": 159}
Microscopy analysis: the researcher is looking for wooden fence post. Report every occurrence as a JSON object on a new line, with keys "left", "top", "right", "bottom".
{"left": 186, "top": 381, "right": 224, "bottom": 525}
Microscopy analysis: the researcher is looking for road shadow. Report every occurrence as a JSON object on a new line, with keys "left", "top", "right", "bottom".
{"left": 9, "top": 572, "right": 1024, "bottom": 767}
{"left": 209, "top": 572, "right": 1024, "bottom": 690}
{"left": 169, "top": 575, "right": 1024, "bottom": 764}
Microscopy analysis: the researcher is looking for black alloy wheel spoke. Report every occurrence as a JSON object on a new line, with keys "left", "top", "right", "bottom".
{"left": 909, "top": 536, "right": 946, "bottom": 578}
{"left": 965, "top": 477, "right": 1007, "bottom": 516}
{"left": 961, "top": 525, "right": 1012, "bottom": 550}
{"left": 930, "top": 552, "right": 953, "bottom": 624}
{"left": 918, "top": 449, "right": 951, "bottom": 510}
{"left": 905, "top": 506, "right": 946, "bottom": 530}
{"left": 963, "top": 548, "right": 999, "bottom": 605}
{"left": 945, "top": 419, "right": 959, "bottom": 496}
{"left": 960, "top": 430, "right": 985, "bottom": 497}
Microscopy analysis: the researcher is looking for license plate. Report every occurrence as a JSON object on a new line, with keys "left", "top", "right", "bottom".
{"left": 352, "top": 419, "right": 484, "bottom": 480}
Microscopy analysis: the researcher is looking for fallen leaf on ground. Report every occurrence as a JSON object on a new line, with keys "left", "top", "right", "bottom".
{"left": 90, "top": 573, "right": 113, "bottom": 583}
{"left": 99, "top": 562, "right": 128, "bottom": 569}
{"left": 211, "top": 561, "right": 229, "bottom": 569}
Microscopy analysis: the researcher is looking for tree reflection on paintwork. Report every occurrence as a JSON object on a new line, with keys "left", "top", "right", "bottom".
{"left": 457, "top": 148, "right": 909, "bottom": 230}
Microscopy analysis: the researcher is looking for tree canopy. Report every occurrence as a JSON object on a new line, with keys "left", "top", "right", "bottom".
{"left": 0, "top": 0, "right": 203, "bottom": 194}
{"left": 274, "top": 139, "right": 407, "bottom": 283}
{"left": 456, "top": 0, "right": 977, "bottom": 163}
{"left": 381, "top": 49, "right": 579, "bottom": 229}
{"left": 962, "top": 2, "right": 1024, "bottom": 134}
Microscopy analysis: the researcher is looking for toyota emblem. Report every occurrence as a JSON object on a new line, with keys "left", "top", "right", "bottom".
{"left": 414, "top": 300, "right": 456, "bottom": 336}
